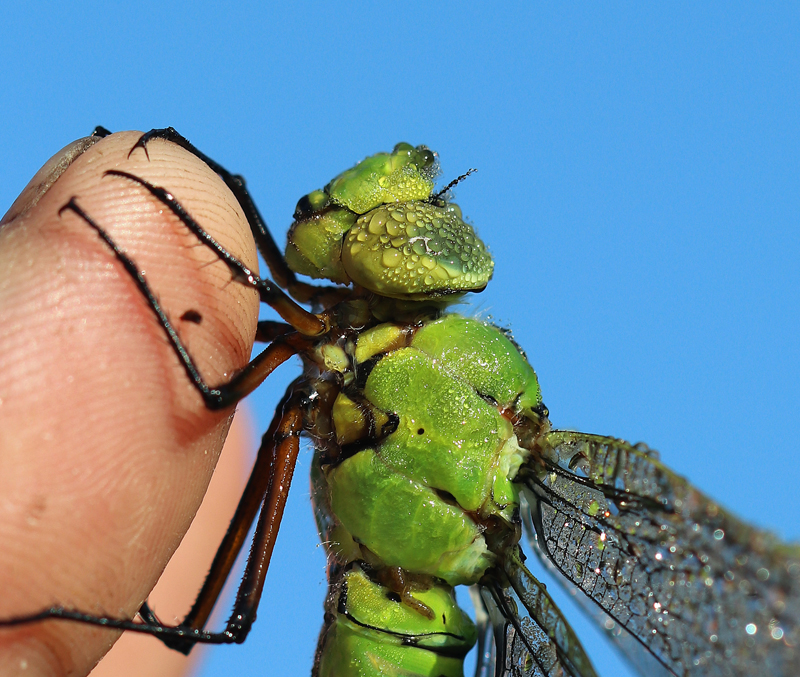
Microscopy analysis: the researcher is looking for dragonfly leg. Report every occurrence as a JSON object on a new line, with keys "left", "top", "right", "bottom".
{"left": 58, "top": 198, "right": 311, "bottom": 410}
{"left": 162, "top": 379, "right": 308, "bottom": 653}
{"left": 211, "top": 331, "right": 313, "bottom": 407}
{"left": 129, "top": 127, "right": 338, "bottom": 307}
{"left": 102, "top": 168, "right": 329, "bottom": 337}
{"left": 254, "top": 320, "right": 296, "bottom": 343}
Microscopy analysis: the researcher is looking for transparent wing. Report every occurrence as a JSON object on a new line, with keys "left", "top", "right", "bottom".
{"left": 521, "top": 497, "right": 673, "bottom": 677}
{"left": 519, "top": 430, "right": 800, "bottom": 677}
{"left": 470, "top": 585, "right": 496, "bottom": 677}
{"left": 477, "top": 548, "right": 598, "bottom": 677}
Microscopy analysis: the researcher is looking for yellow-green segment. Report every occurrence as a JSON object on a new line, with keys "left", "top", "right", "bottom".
{"left": 285, "top": 143, "right": 493, "bottom": 298}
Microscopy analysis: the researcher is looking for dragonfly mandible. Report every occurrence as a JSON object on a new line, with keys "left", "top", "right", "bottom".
{"left": 1, "top": 130, "right": 798, "bottom": 677}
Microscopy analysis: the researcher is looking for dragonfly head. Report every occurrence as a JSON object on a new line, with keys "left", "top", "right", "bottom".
{"left": 286, "top": 143, "right": 494, "bottom": 300}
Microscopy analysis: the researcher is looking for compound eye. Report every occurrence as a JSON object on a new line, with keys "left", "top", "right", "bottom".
{"left": 392, "top": 142, "right": 415, "bottom": 155}
{"left": 294, "top": 189, "right": 330, "bottom": 220}
{"left": 417, "top": 146, "right": 436, "bottom": 169}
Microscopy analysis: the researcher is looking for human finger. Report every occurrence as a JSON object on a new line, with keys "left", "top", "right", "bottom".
{"left": 0, "top": 130, "right": 260, "bottom": 676}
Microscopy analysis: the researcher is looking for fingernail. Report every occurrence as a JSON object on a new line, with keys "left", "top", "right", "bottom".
{"left": 1, "top": 133, "right": 107, "bottom": 229}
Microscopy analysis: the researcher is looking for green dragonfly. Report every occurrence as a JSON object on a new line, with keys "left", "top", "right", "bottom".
{"left": 1, "top": 132, "right": 799, "bottom": 677}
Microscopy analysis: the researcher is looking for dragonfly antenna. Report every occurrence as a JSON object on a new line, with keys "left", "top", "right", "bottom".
{"left": 433, "top": 167, "right": 477, "bottom": 201}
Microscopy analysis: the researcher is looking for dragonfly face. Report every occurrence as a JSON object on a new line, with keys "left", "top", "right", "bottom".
{"left": 1, "top": 131, "right": 798, "bottom": 677}
{"left": 286, "top": 143, "right": 494, "bottom": 299}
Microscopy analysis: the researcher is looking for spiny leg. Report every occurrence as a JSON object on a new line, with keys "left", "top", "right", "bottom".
{"left": 162, "top": 379, "right": 308, "bottom": 653}
{"left": 255, "top": 320, "right": 296, "bottom": 343}
{"left": 104, "top": 169, "right": 329, "bottom": 338}
{"left": 129, "top": 127, "right": 338, "bottom": 306}
{"left": 58, "top": 198, "right": 308, "bottom": 409}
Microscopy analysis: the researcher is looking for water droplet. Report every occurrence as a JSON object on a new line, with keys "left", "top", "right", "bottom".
{"left": 381, "top": 250, "right": 402, "bottom": 268}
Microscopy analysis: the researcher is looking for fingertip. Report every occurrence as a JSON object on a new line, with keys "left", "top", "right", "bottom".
{"left": 1, "top": 132, "right": 105, "bottom": 229}
{"left": 0, "top": 131, "right": 261, "bottom": 674}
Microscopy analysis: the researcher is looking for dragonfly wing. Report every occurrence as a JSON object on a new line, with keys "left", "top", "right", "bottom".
{"left": 521, "top": 497, "right": 673, "bottom": 677}
{"left": 470, "top": 585, "right": 497, "bottom": 677}
{"left": 478, "top": 548, "right": 599, "bottom": 677}
{"left": 520, "top": 430, "right": 800, "bottom": 677}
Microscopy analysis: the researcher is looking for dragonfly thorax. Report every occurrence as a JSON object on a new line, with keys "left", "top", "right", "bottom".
{"left": 311, "top": 316, "right": 544, "bottom": 584}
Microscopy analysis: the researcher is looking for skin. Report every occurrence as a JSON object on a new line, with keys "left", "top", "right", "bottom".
{"left": 0, "top": 132, "right": 261, "bottom": 676}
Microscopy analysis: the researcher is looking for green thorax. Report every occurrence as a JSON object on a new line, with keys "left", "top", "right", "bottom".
{"left": 285, "top": 143, "right": 494, "bottom": 299}
{"left": 316, "top": 315, "right": 543, "bottom": 586}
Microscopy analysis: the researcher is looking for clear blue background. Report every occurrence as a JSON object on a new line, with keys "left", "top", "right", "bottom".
{"left": 2, "top": 3, "right": 799, "bottom": 676}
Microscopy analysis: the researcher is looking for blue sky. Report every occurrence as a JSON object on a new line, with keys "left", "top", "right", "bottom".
{"left": 2, "top": 3, "right": 799, "bottom": 676}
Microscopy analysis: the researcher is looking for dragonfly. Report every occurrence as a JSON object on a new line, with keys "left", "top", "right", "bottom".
{"left": 1, "top": 130, "right": 799, "bottom": 677}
